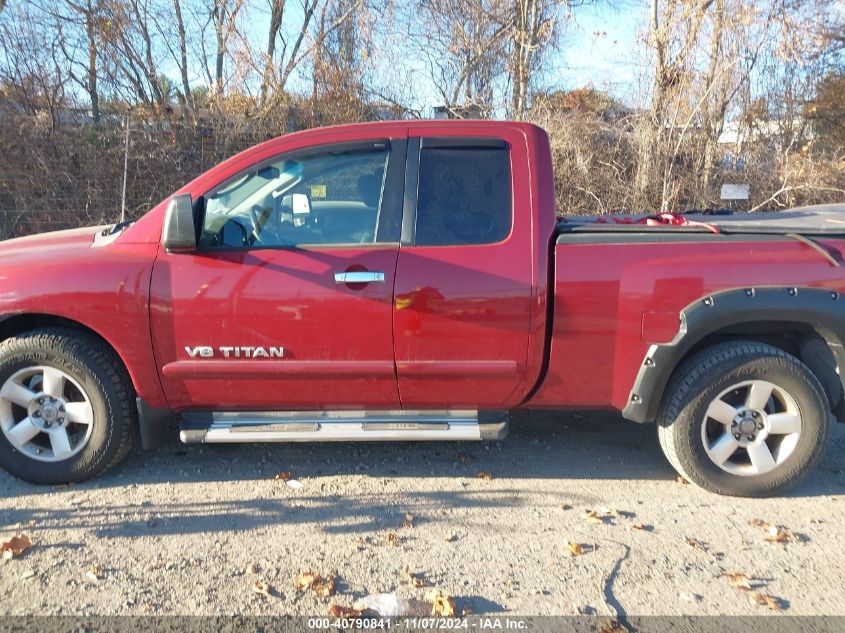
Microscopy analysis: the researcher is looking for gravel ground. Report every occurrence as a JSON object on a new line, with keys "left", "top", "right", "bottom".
{"left": 1, "top": 410, "right": 844, "bottom": 618}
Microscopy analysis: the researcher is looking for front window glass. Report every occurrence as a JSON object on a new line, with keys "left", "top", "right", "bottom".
{"left": 200, "top": 147, "right": 389, "bottom": 248}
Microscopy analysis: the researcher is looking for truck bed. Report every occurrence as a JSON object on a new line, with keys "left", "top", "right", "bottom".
{"left": 557, "top": 203, "right": 845, "bottom": 235}
{"left": 530, "top": 203, "right": 845, "bottom": 417}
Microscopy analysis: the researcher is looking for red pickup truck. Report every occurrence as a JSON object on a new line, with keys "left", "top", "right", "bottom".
{"left": 1, "top": 120, "right": 843, "bottom": 496}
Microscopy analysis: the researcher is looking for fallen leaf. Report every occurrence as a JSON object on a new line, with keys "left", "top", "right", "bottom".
{"left": 404, "top": 566, "right": 427, "bottom": 587}
{"left": 676, "top": 475, "right": 690, "bottom": 484}
{"left": 386, "top": 532, "right": 400, "bottom": 547}
{"left": 599, "top": 620, "right": 629, "bottom": 633}
{"left": 444, "top": 532, "right": 458, "bottom": 543}
{"left": 313, "top": 575, "right": 336, "bottom": 597}
{"left": 294, "top": 571, "right": 336, "bottom": 596}
{"left": 1, "top": 535, "right": 32, "bottom": 560}
{"left": 631, "top": 523, "right": 652, "bottom": 531}
{"left": 764, "top": 525, "right": 791, "bottom": 544}
{"left": 748, "top": 518, "right": 769, "bottom": 528}
{"left": 476, "top": 471, "right": 493, "bottom": 481}
{"left": 721, "top": 571, "right": 753, "bottom": 591}
{"left": 560, "top": 503, "right": 572, "bottom": 511}
{"left": 329, "top": 603, "right": 363, "bottom": 617}
{"left": 426, "top": 590, "right": 456, "bottom": 617}
{"left": 584, "top": 509, "right": 606, "bottom": 525}
{"left": 457, "top": 452, "right": 474, "bottom": 464}
{"left": 403, "top": 513, "right": 415, "bottom": 529}
{"left": 273, "top": 471, "right": 294, "bottom": 481}
{"left": 294, "top": 571, "right": 318, "bottom": 592}
{"left": 567, "top": 541, "right": 586, "bottom": 556}
{"left": 252, "top": 580, "right": 271, "bottom": 598}
{"left": 685, "top": 537, "right": 707, "bottom": 551}
{"left": 749, "top": 592, "right": 784, "bottom": 611}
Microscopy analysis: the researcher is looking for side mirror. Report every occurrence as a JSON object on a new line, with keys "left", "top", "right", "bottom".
{"left": 162, "top": 194, "right": 196, "bottom": 252}
{"left": 283, "top": 192, "right": 311, "bottom": 215}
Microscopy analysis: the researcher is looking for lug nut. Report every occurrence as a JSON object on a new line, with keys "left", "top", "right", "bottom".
{"left": 750, "top": 411, "right": 758, "bottom": 418}
{"left": 757, "top": 422, "right": 764, "bottom": 430}
{"left": 749, "top": 434, "right": 756, "bottom": 441}
{"left": 734, "top": 433, "right": 741, "bottom": 440}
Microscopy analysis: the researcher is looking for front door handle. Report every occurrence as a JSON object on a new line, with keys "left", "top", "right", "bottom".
{"left": 334, "top": 271, "right": 385, "bottom": 284}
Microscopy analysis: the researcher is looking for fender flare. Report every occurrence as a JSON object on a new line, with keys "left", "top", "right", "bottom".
{"left": 622, "top": 286, "right": 845, "bottom": 423}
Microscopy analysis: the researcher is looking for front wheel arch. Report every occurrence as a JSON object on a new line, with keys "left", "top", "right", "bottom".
{"left": 0, "top": 313, "right": 138, "bottom": 399}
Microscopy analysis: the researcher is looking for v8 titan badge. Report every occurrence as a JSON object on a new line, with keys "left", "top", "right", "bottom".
{"left": 185, "top": 346, "right": 285, "bottom": 359}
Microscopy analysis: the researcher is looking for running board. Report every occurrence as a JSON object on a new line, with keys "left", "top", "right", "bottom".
{"left": 179, "top": 410, "right": 509, "bottom": 444}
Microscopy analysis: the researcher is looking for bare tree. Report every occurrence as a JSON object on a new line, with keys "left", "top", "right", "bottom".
{"left": 259, "top": 0, "right": 286, "bottom": 103}
{"left": 39, "top": 0, "right": 104, "bottom": 122}
{"left": 97, "top": 0, "right": 171, "bottom": 109}
{"left": 170, "top": 0, "right": 192, "bottom": 106}
{"left": 0, "top": 2, "right": 68, "bottom": 127}
{"left": 508, "top": 0, "right": 562, "bottom": 119}
{"left": 194, "top": 0, "right": 244, "bottom": 97}
{"left": 412, "top": 0, "right": 512, "bottom": 117}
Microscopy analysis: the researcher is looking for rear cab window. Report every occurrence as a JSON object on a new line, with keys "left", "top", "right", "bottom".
{"left": 413, "top": 139, "right": 512, "bottom": 246}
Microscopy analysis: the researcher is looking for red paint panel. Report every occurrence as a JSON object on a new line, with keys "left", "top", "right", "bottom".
{"left": 393, "top": 123, "right": 548, "bottom": 409}
{"left": 527, "top": 238, "right": 845, "bottom": 412}
{"left": 150, "top": 247, "right": 400, "bottom": 410}
{"left": 0, "top": 231, "right": 166, "bottom": 407}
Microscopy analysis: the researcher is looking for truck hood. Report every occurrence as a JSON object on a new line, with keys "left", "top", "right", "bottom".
{"left": 0, "top": 225, "right": 110, "bottom": 259}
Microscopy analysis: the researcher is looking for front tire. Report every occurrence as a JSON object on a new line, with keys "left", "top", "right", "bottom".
{"left": 657, "top": 341, "right": 830, "bottom": 497}
{"left": 0, "top": 328, "right": 136, "bottom": 484}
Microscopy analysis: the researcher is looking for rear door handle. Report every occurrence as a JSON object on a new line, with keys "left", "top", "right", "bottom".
{"left": 334, "top": 271, "right": 385, "bottom": 284}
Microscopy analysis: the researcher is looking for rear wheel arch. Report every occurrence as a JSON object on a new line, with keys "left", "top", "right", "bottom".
{"left": 623, "top": 287, "right": 845, "bottom": 423}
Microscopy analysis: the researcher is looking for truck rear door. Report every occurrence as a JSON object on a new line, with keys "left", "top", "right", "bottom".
{"left": 393, "top": 127, "right": 536, "bottom": 409}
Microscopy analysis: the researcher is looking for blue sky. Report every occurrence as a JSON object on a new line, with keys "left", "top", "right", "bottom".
{"left": 551, "top": 2, "right": 649, "bottom": 104}
{"left": 370, "top": 1, "right": 653, "bottom": 115}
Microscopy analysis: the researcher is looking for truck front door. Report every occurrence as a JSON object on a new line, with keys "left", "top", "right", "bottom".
{"left": 393, "top": 129, "right": 536, "bottom": 409}
{"left": 150, "top": 138, "right": 406, "bottom": 410}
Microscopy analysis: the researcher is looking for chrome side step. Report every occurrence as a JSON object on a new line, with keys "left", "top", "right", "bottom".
{"left": 179, "top": 410, "right": 508, "bottom": 444}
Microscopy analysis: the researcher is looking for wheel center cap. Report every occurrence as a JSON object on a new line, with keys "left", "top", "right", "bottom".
{"left": 738, "top": 418, "right": 756, "bottom": 435}
{"left": 29, "top": 395, "right": 66, "bottom": 429}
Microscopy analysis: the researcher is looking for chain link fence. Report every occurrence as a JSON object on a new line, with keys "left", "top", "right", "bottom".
{"left": 0, "top": 208, "right": 132, "bottom": 241}
{"left": 0, "top": 111, "right": 305, "bottom": 242}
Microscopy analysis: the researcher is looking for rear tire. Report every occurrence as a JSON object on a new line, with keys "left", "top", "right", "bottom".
{"left": 657, "top": 341, "right": 829, "bottom": 497}
{"left": 0, "top": 328, "right": 136, "bottom": 484}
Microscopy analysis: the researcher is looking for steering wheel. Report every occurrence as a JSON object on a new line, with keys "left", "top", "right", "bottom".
{"left": 249, "top": 205, "right": 264, "bottom": 244}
